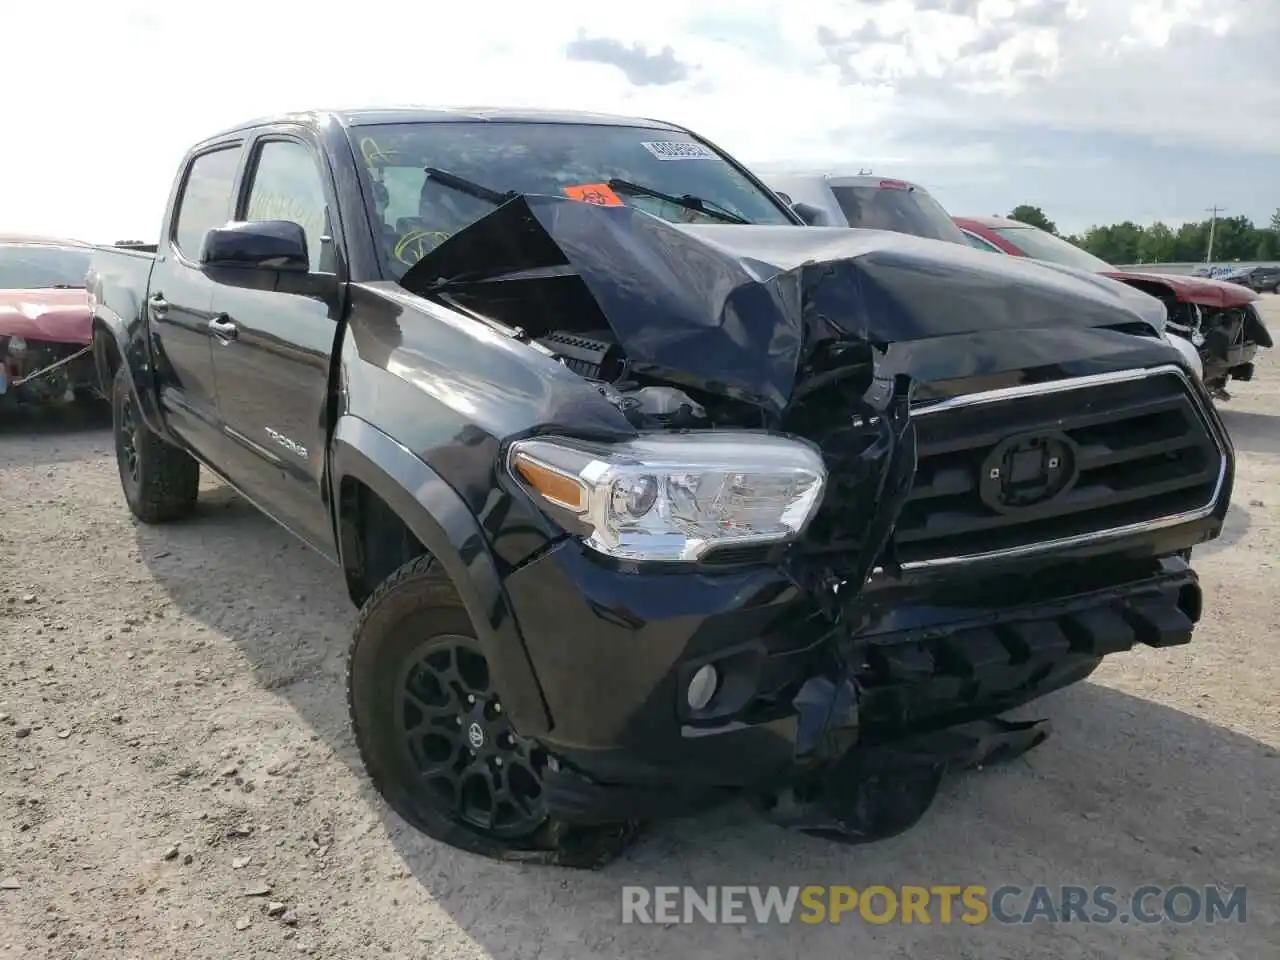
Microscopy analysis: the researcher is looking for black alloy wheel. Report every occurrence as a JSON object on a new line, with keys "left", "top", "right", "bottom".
{"left": 398, "top": 634, "right": 548, "bottom": 838}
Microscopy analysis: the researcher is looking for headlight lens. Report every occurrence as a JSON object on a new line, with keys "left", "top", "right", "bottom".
{"left": 508, "top": 433, "right": 827, "bottom": 561}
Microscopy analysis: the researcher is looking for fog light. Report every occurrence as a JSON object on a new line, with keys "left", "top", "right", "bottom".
{"left": 686, "top": 664, "right": 719, "bottom": 711}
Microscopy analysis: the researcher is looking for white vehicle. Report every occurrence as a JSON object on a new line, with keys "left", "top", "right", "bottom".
{"left": 762, "top": 172, "right": 970, "bottom": 244}
{"left": 764, "top": 172, "right": 1204, "bottom": 381}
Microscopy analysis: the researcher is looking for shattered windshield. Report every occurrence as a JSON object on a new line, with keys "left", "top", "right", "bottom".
{"left": 351, "top": 121, "right": 795, "bottom": 276}
{"left": 0, "top": 244, "right": 91, "bottom": 289}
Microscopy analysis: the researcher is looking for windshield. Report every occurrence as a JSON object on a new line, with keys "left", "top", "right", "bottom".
{"left": 0, "top": 244, "right": 91, "bottom": 289}
{"left": 352, "top": 121, "right": 795, "bottom": 276}
{"left": 829, "top": 184, "right": 968, "bottom": 244}
{"left": 992, "top": 226, "right": 1115, "bottom": 273}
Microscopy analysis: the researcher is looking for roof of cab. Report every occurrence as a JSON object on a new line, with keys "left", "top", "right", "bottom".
{"left": 201, "top": 106, "right": 687, "bottom": 142}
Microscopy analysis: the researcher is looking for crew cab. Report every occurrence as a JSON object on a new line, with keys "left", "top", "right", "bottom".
{"left": 87, "top": 108, "right": 1233, "bottom": 866}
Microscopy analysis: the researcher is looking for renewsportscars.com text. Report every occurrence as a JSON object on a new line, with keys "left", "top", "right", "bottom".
{"left": 620, "top": 884, "right": 1247, "bottom": 926}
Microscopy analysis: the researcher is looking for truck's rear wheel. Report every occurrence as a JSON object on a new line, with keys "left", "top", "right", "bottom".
{"left": 346, "top": 554, "right": 638, "bottom": 867}
{"left": 112, "top": 366, "right": 199, "bottom": 523}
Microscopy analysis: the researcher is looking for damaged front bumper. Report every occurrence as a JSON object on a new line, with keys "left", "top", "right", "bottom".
{"left": 504, "top": 533, "right": 1202, "bottom": 836}
{"left": 0, "top": 337, "right": 96, "bottom": 404}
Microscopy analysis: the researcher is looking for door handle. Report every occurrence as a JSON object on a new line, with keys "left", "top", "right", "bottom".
{"left": 208, "top": 315, "right": 238, "bottom": 342}
{"left": 148, "top": 293, "right": 169, "bottom": 317}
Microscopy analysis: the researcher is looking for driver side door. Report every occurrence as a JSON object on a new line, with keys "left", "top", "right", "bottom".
{"left": 206, "top": 133, "right": 345, "bottom": 557}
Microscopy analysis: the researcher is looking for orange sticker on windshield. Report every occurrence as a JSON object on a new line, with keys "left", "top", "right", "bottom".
{"left": 563, "top": 183, "right": 623, "bottom": 206}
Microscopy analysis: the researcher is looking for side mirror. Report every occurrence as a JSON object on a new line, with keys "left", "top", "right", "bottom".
{"left": 201, "top": 220, "right": 309, "bottom": 272}
{"left": 790, "top": 201, "right": 827, "bottom": 226}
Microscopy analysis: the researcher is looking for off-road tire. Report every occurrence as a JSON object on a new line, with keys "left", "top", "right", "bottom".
{"left": 112, "top": 365, "right": 199, "bottom": 523}
{"left": 347, "top": 553, "right": 640, "bottom": 868}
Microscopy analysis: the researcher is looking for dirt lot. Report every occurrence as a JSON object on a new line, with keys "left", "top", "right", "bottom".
{"left": 2, "top": 300, "right": 1278, "bottom": 960}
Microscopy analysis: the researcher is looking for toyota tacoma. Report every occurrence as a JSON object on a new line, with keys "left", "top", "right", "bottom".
{"left": 86, "top": 108, "right": 1233, "bottom": 866}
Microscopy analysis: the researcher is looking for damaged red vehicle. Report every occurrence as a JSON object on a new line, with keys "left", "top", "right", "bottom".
{"left": 954, "top": 216, "right": 1273, "bottom": 399}
{"left": 0, "top": 234, "right": 99, "bottom": 406}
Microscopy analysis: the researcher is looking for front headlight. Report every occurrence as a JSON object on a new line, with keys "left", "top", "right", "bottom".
{"left": 508, "top": 432, "right": 827, "bottom": 562}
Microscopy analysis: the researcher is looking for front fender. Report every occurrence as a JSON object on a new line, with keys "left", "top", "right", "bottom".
{"left": 329, "top": 414, "right": 552, "bottom": 737}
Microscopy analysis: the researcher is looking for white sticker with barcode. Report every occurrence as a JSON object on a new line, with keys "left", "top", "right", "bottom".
{"left": 641, "top": 140, "right": 717, "bottom": 161}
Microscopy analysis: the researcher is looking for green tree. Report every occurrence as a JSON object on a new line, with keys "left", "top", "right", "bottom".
{"left": 1208, "top": 215, "right": 1255, "bottom": 261}
{"left": 1256, "top": 231, "right": 1279, "bottom": 262}
{"left": 1057, "top": 214, "right": 1275, "bottom": 264}
{"left": 1079, "top": 221, "right": 1144, "bottom": 264}
{"left": 1136, "top": 222, "right": 1176, "bottom": 264}
{"left": 1009, "top": 204, "right": 1058, "bottom": 235}
{"left": 1270, "top": 208, "right": 1280, "bottom": 234}
{"left": 1171, "top": 221, "right": 1209, "bottom": 261}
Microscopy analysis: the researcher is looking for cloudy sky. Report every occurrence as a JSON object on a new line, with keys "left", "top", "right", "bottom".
{"left": 3, "top": 0, "right": 1275, "bottom": 242}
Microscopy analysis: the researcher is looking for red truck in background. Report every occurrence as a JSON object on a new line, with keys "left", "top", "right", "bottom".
{"left": 955, "top": 215, "right": 1273, "bottom": 400}
{"left": 0, "top": 234, "right": 99, "bottom": 406}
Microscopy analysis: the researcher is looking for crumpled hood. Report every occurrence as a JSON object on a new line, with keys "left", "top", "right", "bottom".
{"left": 0, "top": 287, "right": 92, "bottom": 344}
{"left": 1103, "top": 270, "right": 1260, "bottom": 308}
{"left": 401, "top": 196, "right": 1172, "bottom": 419}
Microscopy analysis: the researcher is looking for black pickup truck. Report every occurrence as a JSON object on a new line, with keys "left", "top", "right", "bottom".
{"left": 86, "top": 107, "right": 1234, "bottom": 866}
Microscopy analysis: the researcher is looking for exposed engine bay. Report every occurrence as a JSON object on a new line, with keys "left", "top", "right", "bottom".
{"left": 531, "top": 329, "right": 710, "bottom": 428}
{"left": 0, "top": 335, "right": 98, "bottom": 407}
{"left": 1163, "top": 300, "right": 1270, "bottom": 396}
{"left": 1116, "top": 276, "right": 1273, "bottom": 398}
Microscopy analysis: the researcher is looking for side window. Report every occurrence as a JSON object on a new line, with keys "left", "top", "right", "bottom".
{"left": 963, "top": 231, "right": 1001, "bottom": 253}
{"left": 243, "top": 140, "right": 333, "bottom": 273}
{"left": 172, "top": 147, "right": 241, "bottom": 260}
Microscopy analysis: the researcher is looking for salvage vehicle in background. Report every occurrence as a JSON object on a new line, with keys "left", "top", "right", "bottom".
{"left": 762, "top": 171, "right": 971, "bottom": 244}
{"left": 88, "top": 107, "right": 1232, "bottom": 866}
{"left": 761, "top": 175, "right": 1204, "bottom": 381}
{"left": 955, "top": 215, "right": 1272, "bottom": 399}
{"left": 1217, "top": 263, "right": 1280, "bottom": 294}
{"left": 0, "top": 234, "right": 99, "bottom": 406}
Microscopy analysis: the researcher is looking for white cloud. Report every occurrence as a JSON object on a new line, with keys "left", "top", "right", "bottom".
{"left": 1, "top": 0, "right": 1275, "bottom": 241}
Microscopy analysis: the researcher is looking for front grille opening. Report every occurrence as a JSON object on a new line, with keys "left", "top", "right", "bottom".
{"left": 818, "top": 369, "right": 1223, "bottom": 566}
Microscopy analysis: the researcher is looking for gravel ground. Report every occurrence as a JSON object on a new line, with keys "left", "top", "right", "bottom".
{"left": 2, "top": 299, "right": 1278, "bottom": 960}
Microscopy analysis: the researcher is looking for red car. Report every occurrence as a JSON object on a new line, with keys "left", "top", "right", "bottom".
{"left": 954, "top": 216, "right": 1272, "bottom": 398}
{"left": 0, "top": 234, "right": 98, "bottom": 406}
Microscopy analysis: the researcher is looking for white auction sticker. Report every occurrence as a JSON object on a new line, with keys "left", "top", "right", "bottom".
{"left": 641, "top": 141, "right": 717, "bottom": 161}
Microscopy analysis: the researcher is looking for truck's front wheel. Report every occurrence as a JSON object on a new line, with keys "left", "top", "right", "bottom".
{"left": 112, "top": 366, "right": 199, "bottom": 523}
{"left": 347, "top": 554, "right": 638, "bottom": 867}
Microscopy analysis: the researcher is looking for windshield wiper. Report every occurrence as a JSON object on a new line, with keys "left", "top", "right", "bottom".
{"left": 423, "top": 167, "right": 517, "bottom": 206}
{"left": 606, "top": 178, "right": 750, "bottom": 225}
{"left": 49, "top": 283, "right": 84, "bottom": 289}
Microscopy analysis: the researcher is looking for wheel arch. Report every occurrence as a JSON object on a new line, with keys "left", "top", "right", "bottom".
{"left": 329, "top": 414, "right": 551, "bottom": 737}
{"left": 92, "top": 305, "right": 167, "bottom": 435}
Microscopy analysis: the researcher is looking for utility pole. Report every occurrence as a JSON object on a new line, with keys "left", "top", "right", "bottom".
{"left": 1205, "top": 205, "right": 1227, "bottom": 264}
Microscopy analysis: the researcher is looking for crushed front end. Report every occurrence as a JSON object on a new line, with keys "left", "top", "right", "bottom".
{"left": 501, "top": 362, "right": 1228, "bottom": 840}
{"left": 405, "top": 196, "right": 1235, "bottom": 841}
{"left": 0, "top": 289, "right": 96, "bottom": 406}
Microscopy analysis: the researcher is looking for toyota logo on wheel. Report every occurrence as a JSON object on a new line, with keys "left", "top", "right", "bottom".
{"left": 467, "top": 722, "right": 485, "bottom": 750}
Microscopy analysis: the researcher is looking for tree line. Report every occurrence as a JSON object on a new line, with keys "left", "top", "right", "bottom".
{"left": 1007, "top": 204, "right": 1280, "bottom": 265}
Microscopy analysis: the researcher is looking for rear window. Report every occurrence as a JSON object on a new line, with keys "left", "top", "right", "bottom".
{"left": 172, "top": 146, "right": 242, "bottom": 259}
{"left": 830, "top": 184, "right": 967, "bottom": 244}
{"left": 0, "top": 244, "right": 91, "bottom": 289}
{"left": 352, "top": 121, "right": 795, "bottom": 275}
